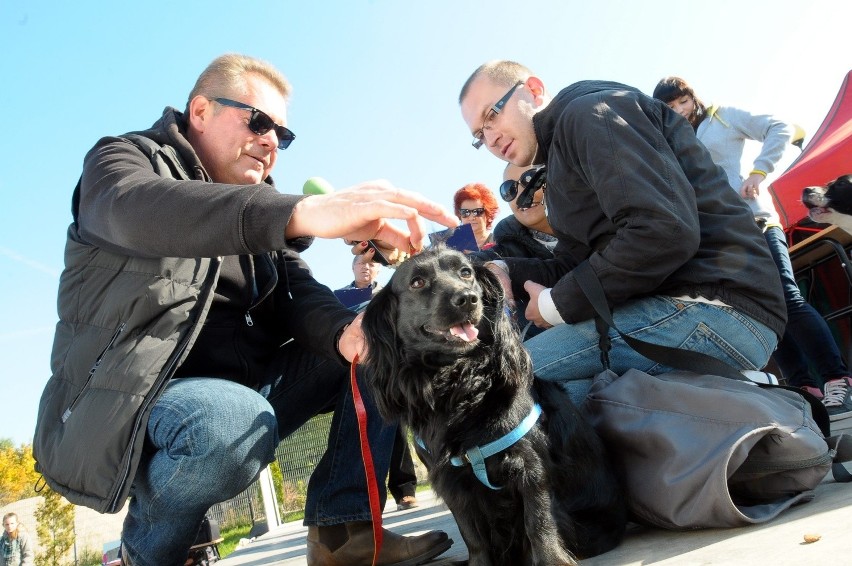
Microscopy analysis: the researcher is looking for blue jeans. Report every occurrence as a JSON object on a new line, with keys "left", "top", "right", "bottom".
{"left": 525, "top": 295, "right": 778, "bottom": 406}
{"left": 764, "top": 226, "right": 848, "bottom": 387}
{"left": 122, "top": 342, "right": 396, "bottom": 566}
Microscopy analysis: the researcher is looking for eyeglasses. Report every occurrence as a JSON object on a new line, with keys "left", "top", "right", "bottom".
{"left": 471, "top": 81, "right": 525, "bottom": 149}
{"left": 213, "top": 98, "right": 296, "bottom": 150}
{"left": 499, "top": 166, "right": 547, "bottom": 209}
{"left": 458, "top": 208, "right": 486, "bottom": 218}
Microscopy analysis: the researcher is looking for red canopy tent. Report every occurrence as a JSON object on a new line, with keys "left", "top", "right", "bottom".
{"left": 769, "top": 69, "right": 852, "bottom": 233}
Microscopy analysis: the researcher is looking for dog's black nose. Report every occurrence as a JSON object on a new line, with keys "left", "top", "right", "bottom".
{"left": 453, "top": 290, "right": 480, "bottom": 308}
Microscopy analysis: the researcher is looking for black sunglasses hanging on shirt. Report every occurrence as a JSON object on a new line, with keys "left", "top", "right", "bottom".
{"left": 499, "top": 165, "right": 547, "bottom": 209}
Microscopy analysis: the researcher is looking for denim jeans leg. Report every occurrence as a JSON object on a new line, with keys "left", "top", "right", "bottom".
{"left": 525, "top": 295, "right": 777, "bottom": 406}
{"left": 122, "top": 378, "right": 278, "bottom": 566}
{"left": 388, "top": 425, "right": 418, "bottom": 502}
{"left": 263, "top": 341, "right": 396, "bottom": 526}
{"left": 763, "top": 226, "right": 849, "bottom": 386}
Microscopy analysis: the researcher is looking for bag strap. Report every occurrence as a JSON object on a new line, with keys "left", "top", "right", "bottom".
{"left": 827, "top": 434, "right": 852, "bottom": 482}
{"left": 574, "top": 261, "right": 749, "bottom": 381}
{"left": 573, "top": 261, "right": 833, "bottom": 435}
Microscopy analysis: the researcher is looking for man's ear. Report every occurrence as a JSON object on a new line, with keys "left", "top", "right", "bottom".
{"left": 187, "top": 95, "right": 212, "bottom": 134}
{"left": 525, "top": 76, "right": 547, "bottom": 105}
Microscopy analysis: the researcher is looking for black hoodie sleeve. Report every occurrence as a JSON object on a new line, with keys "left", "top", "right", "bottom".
{"left": 516, "top": 89, "right": 701, "bottom": 323}
{"left": 78, "top": 135, "right": 306, "bottom": 259}
{"left": 275, "top": 249, "right": 357, "bottom": 364}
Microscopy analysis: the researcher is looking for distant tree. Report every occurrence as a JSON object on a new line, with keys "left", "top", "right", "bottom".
{"left": 0, "top": 438, "right": 40, "bottom": 505}
{"left": 75, "top": 546, "right": 103, "bottom": 566}
{"left": 34, "top": 487, "right": 76, "bottom": 566}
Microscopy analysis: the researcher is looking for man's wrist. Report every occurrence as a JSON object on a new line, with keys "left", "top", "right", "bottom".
{"left": 538, "top": 288, "right": 565, "bottom": 326}
{"left": 335, "top": 323, "right": 351, "bottom": 361}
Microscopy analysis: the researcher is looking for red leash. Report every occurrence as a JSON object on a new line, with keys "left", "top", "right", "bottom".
{"left": 351, "top": 354, "right": 382, "bottom": 566}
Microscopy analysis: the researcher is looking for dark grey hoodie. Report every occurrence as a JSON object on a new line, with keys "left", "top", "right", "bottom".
{"left": 33, "top": 108, "right": 355, "bottom": 513}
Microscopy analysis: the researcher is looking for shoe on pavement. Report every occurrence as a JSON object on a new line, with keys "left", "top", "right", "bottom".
{"left": 823, "top": 377, "right": 852, "bottom": 422}
{"left": 396, "top": 495, "right": 419, "bottom": 511}
{"left": 307, "top": 521, "right": 452, "bottom": 566}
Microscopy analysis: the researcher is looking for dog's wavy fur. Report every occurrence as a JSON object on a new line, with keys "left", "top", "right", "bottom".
{"left": 362, "top": 246, "right": 626, "bottom": 566}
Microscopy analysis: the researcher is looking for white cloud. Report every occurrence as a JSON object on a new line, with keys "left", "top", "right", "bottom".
{"left": 0, "top": 246, "right": 60, "bottom": 278}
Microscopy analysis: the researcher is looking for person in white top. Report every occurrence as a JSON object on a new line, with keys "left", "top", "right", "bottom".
{"left": 653, "top": 76, "right": 852, "bottom": 422}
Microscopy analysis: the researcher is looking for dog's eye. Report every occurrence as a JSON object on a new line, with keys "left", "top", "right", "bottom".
{"left": 410, "top": 276, "right": 425, "bottom": 289}
{"left": 460, "top": 267, "right": 473, "bottom": 279}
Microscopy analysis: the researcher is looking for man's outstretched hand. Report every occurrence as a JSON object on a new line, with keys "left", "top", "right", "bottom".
{"left": 287, "top": 180, "right": 459, "bottom": 253}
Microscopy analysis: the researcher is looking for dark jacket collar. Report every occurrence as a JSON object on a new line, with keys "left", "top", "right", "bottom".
{"left": 532, "top": 80, "right": 639, "bottom": 165}
{"left": 131, "top": 107, "right": 278, "bottom": 187}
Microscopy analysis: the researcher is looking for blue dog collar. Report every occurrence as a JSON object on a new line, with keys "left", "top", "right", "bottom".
{"left": 417, "top": 403, "right": 543, "bottom": 490}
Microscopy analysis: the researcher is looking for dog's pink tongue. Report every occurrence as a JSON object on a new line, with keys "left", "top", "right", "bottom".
{"left": 450, "top": 322, "right": 479, "bottom": 342}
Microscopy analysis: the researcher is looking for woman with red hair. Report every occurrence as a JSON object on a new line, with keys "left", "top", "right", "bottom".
{"left": 453, "top": 183, "right": 500, "bottom": 250}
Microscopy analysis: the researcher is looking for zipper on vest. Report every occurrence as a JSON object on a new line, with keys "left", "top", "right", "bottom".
{"left": 244, "top": 312, "right": 254, "bottom": 326}
{"left": 109, "top": 256, "right": 223, "bottom": 513}
{"left": 62, "top": 322, "right": 127, "bottom": 423}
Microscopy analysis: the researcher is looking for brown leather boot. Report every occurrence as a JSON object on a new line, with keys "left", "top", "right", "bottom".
{"left": 306, "top": 521, "right": 452, "bottom": 566}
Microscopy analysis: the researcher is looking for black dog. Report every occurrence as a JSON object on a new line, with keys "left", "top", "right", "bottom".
{"left": 362, "top": 246, "right": 626, "bottom": 566}
{"left": 802, "top": 174, "right": 852, "bottom": 232}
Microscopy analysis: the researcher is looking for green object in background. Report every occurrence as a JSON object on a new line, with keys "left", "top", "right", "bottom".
{"left": 302, "top": 177, "right": 334, "bottom": 195}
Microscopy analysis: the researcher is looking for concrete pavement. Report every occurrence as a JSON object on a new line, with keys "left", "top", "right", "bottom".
{"left": 219, "top": 420, "right": 852, "bottom": 565}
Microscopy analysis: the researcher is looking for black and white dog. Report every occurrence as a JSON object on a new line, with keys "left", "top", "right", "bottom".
{"left": 802, "top": 174, "right": 852, "bottom": 233}
{"left": 361, "top": 246, "right": 626, "bottom": 566}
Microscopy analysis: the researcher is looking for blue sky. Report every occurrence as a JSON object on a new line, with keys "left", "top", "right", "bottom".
{"left": 1, "top": 0, "right": 850, "bottom": 445}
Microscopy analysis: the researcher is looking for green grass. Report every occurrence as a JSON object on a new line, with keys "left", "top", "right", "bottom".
{"left": 218, "top": 524, "right": 252, "bottom": 558}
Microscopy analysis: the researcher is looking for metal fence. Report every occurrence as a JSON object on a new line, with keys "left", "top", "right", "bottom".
{"left": 207, "top": 413, "right": 334, "bottom": 529}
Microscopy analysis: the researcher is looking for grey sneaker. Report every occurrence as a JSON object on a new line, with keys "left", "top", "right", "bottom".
{"left": 822, "top": 377, "right": 852, "bottom": 421}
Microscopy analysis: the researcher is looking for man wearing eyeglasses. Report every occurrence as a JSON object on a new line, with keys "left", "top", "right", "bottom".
{"left": 33, "top": 53, "right": 456, "bottom": 566}
{"left": 458, "top": 60, "right": 786, "bottom": 405}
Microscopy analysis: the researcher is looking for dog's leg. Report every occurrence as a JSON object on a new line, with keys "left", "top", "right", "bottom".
{"left": 522, "top": 483, "right": 577, "bottom": 566}
{"left": 451, "top": 510, "right": 493, "bottom": 566}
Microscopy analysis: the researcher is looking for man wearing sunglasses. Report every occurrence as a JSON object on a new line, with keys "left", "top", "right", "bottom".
{"left": 458, "top": 60, "right": 786, "bottom": 405}
{"left": 33, "top": 53, "right": 456, "bottom": 566}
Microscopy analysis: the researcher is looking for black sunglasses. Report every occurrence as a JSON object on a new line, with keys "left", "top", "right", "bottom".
{"left": 458, "top": 207, "right": 486, "bottom": 218}
{"left": 499, "top": 166, "right": 547, "bottom": 209}
{"left": 213, "top": 98, "right": 296, "bottom": 150}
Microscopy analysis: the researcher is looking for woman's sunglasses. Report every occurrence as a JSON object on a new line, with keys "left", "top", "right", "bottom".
{"left": 459, "top": 207, "right": 486, "bottom": 218}
{"left": 213, "top": 98, "right": 296, "bottom": 150}
{"left": 499, "top": 166, "right": 547, "bottom": 209}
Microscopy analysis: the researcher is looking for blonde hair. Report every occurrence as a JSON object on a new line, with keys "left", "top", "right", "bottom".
{"left": 186, "top": 53, "right": 292, "bottom": 112}
{"left": 459, "top": 60, "right": 533, "bottom": 104}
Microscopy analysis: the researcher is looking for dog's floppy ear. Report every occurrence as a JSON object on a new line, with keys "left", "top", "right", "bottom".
{"left": 362, "top": 284, "right": 400, "bottom": 375}
{"left": 473, "top": 261, "right": 505, "bottom": 309}
{"left": 473, "top": 260, "right": 510, "bottom": 342}
{"left": 473, "top": 260, "right": 533, "bottom": 382}
{"left": 361, "top": 284, "right": 408, "bottom": 418}
{"left": 827, "top": 174, "right": 852, "bottom": 194}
